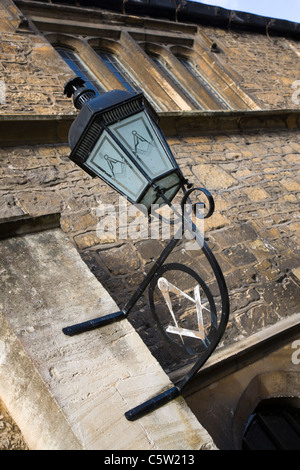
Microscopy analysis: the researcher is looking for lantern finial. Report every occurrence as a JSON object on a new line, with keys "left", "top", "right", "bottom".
{"left": 64, "top": 77, "right": 96, "bottom": 110}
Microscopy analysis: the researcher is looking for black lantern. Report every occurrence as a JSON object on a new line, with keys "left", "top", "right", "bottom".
{"left": 65, "top": 77, "right": 185, "bottom": 214}
{"left": 63, "top": 78, "right": 229, "bottom": 421}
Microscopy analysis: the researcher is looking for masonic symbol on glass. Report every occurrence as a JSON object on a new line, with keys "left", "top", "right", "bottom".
{"left": 103, "top": 128, "right": 155, "bottom": 180}
{"left": 104, "top": 154, "right": 128, "bottom": 178}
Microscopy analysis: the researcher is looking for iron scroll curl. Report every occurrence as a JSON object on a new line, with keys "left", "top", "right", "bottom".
{"left": 125, "top": 236, "right": 230, "bottom": 420}
{"left": 181, "top": 186, "right": 215, "bottom": 220}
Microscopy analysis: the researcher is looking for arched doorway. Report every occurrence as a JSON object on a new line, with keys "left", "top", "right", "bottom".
{"left": 242, "top": 397, "right": 300, "bottom": 450}
{"left": 234, "top": 371, "right": 300, "bottom": 450}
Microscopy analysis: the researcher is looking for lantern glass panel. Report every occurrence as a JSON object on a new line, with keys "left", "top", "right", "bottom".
{"left": 139, "top": 173, "right": 182, "bottom": 209}
{"left": 85, "top": 129, "right": 148, "bottom": 201}
{"left": 109, "top": 111, "right": 176, "bottom": 178}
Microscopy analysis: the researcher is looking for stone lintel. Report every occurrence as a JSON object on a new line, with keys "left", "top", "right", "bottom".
{"left": 0, "top": 109, "right": 300, "bottom": 148}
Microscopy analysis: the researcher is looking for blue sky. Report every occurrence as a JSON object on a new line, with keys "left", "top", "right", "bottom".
{"left": 193, "top": 0, "right": 300, "bottom": 23}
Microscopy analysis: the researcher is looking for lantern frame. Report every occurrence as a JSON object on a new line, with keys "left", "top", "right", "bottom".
{"left": 65, "top": 78, "right": 186, "bottom": 213}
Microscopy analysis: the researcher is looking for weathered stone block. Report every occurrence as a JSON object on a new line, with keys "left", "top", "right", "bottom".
{"left": 192, "top": 164, "right": 237, "bottom": 190}
{"left": 14, "top": 191, "right": 63, "bottom": 217}
{"left": 222, "top": 244, "right": 256, "bottom": 268}
{"left": 244, "top": 187, "right": 269, "bottom": 202}
{"left": 135, "top": 239, "right": 164, "bottom": 263}
{"left": 98, "top": 244, "right": 140, "bottom": 276}
{"left": 211, "top": 223, "right": 257, "bottom": 249}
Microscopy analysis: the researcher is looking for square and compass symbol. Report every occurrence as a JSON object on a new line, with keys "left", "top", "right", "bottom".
{"left": 149, "top": 263, "right": 218, "bottom": 358}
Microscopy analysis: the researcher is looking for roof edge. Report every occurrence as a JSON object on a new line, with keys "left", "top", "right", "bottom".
{"left": 17, "top": 0, "right": 300, "bottom": 38}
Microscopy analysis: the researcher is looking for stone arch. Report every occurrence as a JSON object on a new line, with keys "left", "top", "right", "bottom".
{"left": 44, "top": 33, "right": 121, "bottom": 91}
{"left": 87, "top": 37, "right": 122, "bottom": 55}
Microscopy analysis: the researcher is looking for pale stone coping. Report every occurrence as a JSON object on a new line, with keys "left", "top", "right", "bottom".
{"left": 208, "top": 312, "right": 300, "bottom": 365}
{"left": 15, "top": 0, "right": 198, "bottom": 35}
{"left": 0, "top": 228, "right": 216, "bottom": 450}
{"left": 1, "top": 108, "right": 300, "bottom": 123}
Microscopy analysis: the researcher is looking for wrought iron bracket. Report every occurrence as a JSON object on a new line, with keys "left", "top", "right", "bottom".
{"left": 62, "top": 186, "right": 230, "bottom": 420}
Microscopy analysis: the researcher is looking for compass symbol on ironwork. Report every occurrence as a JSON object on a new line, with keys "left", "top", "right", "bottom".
{"left": 158, "top": 277, "right": 206, "bottom": 341}
{"left": 149, "top": 262, "right": 218, "bottom": 357}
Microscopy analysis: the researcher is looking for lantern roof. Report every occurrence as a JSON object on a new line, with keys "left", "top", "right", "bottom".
{"left": 65, "top": 78, "right": 159, "bottom": 153}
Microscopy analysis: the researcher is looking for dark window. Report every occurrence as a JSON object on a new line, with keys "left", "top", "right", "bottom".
{"left": 56, "top": 47, "right": 105, "bottom": 95}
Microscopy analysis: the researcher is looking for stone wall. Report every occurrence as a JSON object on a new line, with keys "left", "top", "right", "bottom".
{"left": 1, "top": 124, "right": 299, "bottom": 373}
{"left": 0, "top": 0, "right": 74, "bottom": 115}
{"left": 0, "top": 30, "right": 73, "bottom": 114}
{"left": 0, "top": 398, "right": 28, "bottom": 450}
{"left": 1, "top": 0, "right": 300, "bottom": 115}
{"left": 0, "top": 0, "right": 300, "bottom": 449}
{"left": 201, "top": 25, "right": 300, "bottom": 110}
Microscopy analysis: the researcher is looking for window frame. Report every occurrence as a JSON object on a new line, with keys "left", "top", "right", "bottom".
{"left": 95, "top": 49, "right": 141, "bottom": 94}
{"left": 37, "top": 8, "right": 261, "bottom": 113}
{"left": 175, "top": 53, "right": 231, "bottom": 110}
{"left": 146, "top": 49, "right": 200, "bottom": 110}
{"left": 55, "top": 46, "right": 106, "bottom": 95}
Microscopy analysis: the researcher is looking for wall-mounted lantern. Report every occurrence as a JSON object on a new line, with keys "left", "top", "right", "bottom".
{"left": 64, "top": 77, "right": 185, "bottom": 213}
{"left": 62, "top": 78, "right": 230, "bottom": 421}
